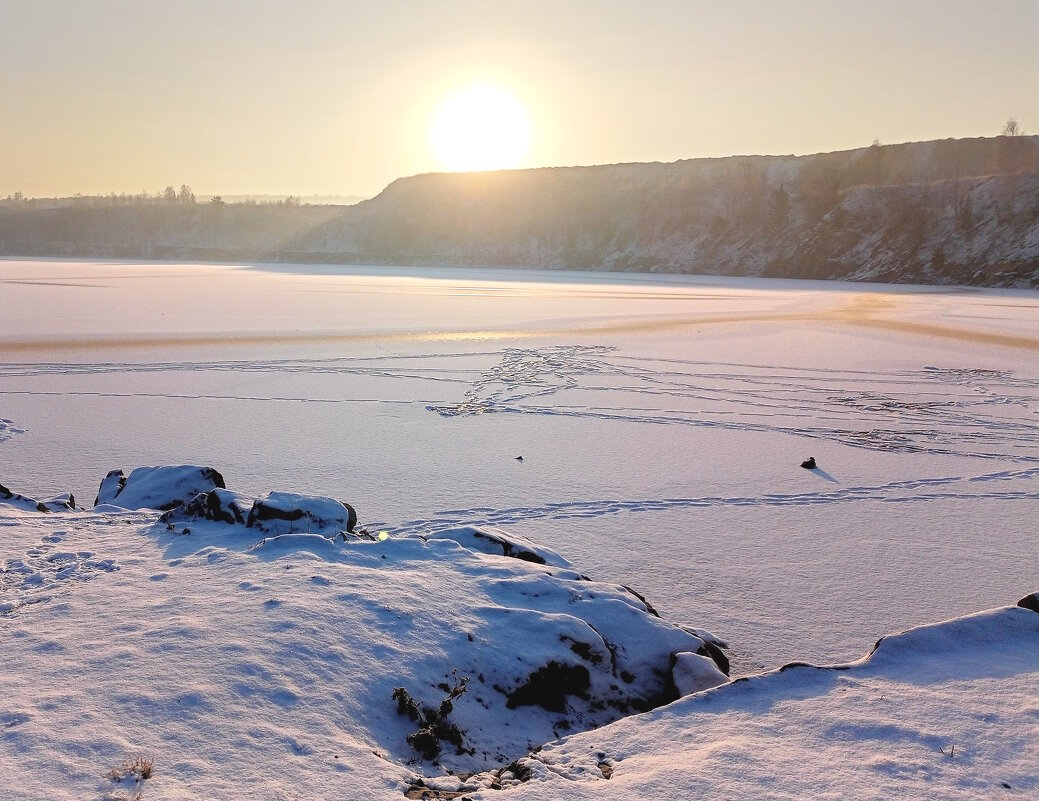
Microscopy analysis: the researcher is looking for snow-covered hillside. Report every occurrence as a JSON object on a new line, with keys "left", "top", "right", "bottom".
{"left": 2, "top": 136, "right": 1037, "bottom": 286}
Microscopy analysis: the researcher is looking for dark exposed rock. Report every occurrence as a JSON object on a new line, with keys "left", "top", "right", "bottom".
{"left": 670, "top": 650, "right": 731, "bottom": 696}
{"left": 506, "top": 662, "right": 590, "bottom": 712}
{"left": 801, "top": 457, "right": 817, "bottom": 469}
{"left": 161, "top": 489, "right": 247, "bottom": 525}
{"left": 341, "top": 501, "right": 357, "bottom": 533}
{"left": 40, "top": 492, "right": 77, "bottom": 512}
{"left": 563, "top": 636, "right": 603, "bottom": 665}
{"left": 1017, "top": 592, "right": 1039, "bottom": 615}
{"left": 473, "top": 530, "right": 544, "bottom": 564}
{"left": 427, "top": 526, "right": 570, "bottom": 567}
{"left": 622, "top": 585, "right": 660, "bottom": 617}
{"left": 697, "top": 640, "right": 730, "bottom": 675}
{"left": 393, "top": 677, "right": 469, "bottom": 761}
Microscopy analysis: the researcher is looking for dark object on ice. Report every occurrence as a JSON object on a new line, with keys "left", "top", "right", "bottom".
{"left": 392, "top": 675, "right": 469, "bottom": 761}
{"left": 800, "top": 457, "right": 817, "bottom": 470}
{"left": 506, "top": 662, "right": 590, "bottom": 712}
{"left": 514, "top": 455, "right": 524, "bottom": 461}
{"left": 94, "top": 465, "right": 226, "bottom": 510}
{"left": 1018, "top": 592, "right": 1039, "bottom": 615}
{"left": 0, "top": 482, "right": 48, "bottom": 512}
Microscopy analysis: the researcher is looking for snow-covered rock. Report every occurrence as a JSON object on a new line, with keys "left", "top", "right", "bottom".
{"left": 160, "top": 488, "right": 251, "bottom": 525}
{"left": 244, "top": 491, "right": 357, "bottom": 535}
{"left": 39, "top": 492, "right": 77, "bottom": 512}
{"left": 670, "top": 651, "right": 730, "bottom": 696}
{"left": 0, "top": 482, "right": 46, "bottom": 512}
{"left": 0, "top": 485, "right": 76, "bottom": 513}
{"left": 93, "top": 465, "right": 226, "bottom": 510}
{"left": 427, "top": 526, "right": 571, "bottom": 567}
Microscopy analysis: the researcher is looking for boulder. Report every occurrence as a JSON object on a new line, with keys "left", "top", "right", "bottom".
{"left": 1017, "top": 592, "right": 1039, "bottom": 615}
{"left": 245, "top": 491, "right": 356, "bottom": 536}
{"left": 94, "top": 469, "right": 127, "bottom": 505}
{"left": 93, "top": 466, "right": 226, "bottom": 510}
{"left": 40, "top": 492, "right": 77, "bottom": 512}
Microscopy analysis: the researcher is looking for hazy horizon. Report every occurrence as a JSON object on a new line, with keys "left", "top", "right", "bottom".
{"left": 2, "top": 0, "right": 1037, "bottom": 199}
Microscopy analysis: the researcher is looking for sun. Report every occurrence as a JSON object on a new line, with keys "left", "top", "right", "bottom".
{"left": 431, "top": 84, "right": 531, "bottom": 172}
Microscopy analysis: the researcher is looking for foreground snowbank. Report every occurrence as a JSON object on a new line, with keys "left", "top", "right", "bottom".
{"left": 1, "top": 467, "right": 726, "bottom": 799}
{"left": 485, "top": 597, "right": 1039, "bottom": 800}
{"left": 1, "top": 468, "right": 1036, "bottom": 800}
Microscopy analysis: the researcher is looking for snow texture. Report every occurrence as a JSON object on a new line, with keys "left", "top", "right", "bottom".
{"left": 2, "top": 499, "right": 1035, "bottom": 799}
{"left": 1, "top": 465, "right": 726, "bottom": 797}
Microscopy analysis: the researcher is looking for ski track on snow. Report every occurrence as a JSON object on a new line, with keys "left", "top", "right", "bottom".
{"left": 2, "top": 346, "right": 1038, "bottom": 460}
{"left": 378, "top": 466, "right": 1039, "bottom": 536}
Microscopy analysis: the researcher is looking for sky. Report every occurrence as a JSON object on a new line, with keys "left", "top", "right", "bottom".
{"left": 1, "top": 0, "right": 1037, "bottom": 199}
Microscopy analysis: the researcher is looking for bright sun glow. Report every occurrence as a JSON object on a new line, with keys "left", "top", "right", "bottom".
{"left": 431, "top": 84, "right": 531, "bottom": 172}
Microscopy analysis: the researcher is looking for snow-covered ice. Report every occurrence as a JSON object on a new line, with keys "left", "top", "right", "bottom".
{"left": 2, "top": 258, "right": 1038, "bottom": 797}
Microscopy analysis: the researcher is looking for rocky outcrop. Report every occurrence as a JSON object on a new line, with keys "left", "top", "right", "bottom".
{"left": 0, "top": 482, "right": 48, "bottom": 513}
{"left": 0, "top": 484, "right": 77, "bottom": 513}
{"left": 94, "top": 465, "right": 226, "bottom": 510}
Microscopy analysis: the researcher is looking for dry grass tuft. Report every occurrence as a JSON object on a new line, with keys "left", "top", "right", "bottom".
{"left": 107, "top": 754, "right": 154, "bottom": 783}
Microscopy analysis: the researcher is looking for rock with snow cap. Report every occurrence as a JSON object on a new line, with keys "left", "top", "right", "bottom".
{"left": 93, "top": 465, "right": 226, "bottom": 511}
{"left": 245, "top": 491, "right": 357, "bottom": 535}
{"left": 40, "top": 492, "right": 78, "bottom": 512}
{"left": 160, "top": 488, "right": 251, "bottom": 525}
{"left": 0, "top": 482, "right": 48, "bottom": 512}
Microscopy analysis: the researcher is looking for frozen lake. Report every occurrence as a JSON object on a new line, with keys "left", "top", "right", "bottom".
{"left": 3, "top": 258, "right": 1038, "bottom": 672}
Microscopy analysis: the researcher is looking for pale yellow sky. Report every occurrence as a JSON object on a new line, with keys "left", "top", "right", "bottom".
{"left": 1, "top": 0, "right": 1037, "bottom": 199}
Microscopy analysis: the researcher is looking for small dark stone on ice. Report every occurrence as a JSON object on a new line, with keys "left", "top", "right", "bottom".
{"left": 514, "top": 456, "right": 523, "bottom": 461}
{"left": 801, "top": 457, "right": 817, "bottom": 470}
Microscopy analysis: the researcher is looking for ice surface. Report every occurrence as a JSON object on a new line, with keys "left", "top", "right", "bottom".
{"left": 2, "top": 259, "right": 1038, "bottom": 797}
{"left": 2, "top": 259, "right": 1039, "bottom": 674}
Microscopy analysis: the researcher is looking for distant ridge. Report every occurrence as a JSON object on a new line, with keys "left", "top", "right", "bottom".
{"left": 2, "top": 136, "right": 1038, "bottom": 287}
